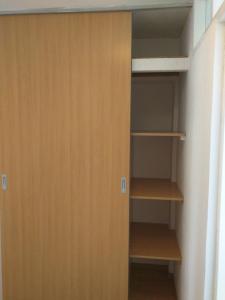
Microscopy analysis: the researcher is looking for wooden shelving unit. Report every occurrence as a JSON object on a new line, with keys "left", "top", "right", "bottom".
{"left": 130, "top": 55, "right": 184, "bottom": 299}
{"left": 130, "top": 263, "right": 177, "bottom": 300}
{"left": 130, "top": 223, "right": 181, "bottom": 262}
{"left": 131, "top": 131, "right": 185, "bottom": 138}
{"left": 130, "top": 178, "right": 183, "bottom": 201}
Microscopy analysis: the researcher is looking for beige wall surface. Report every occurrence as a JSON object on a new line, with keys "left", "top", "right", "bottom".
{"left": 132, "top": 38, "right": 181, "bottom": 58}
{"left": 131, "top": 76, "right": 176, "bottom": 224}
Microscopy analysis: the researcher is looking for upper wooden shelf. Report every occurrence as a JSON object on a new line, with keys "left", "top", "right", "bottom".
{"left": 132, "top": 57, "right": 189, "bottom": 73}
{"left": 130, "top": 223, "right": 182, "bottom": 262}
{"left": 131, "top": 131, "right": 185, "bottom": 139}
{"left": 130, "top": 178, "right": 183, "bottom": 202}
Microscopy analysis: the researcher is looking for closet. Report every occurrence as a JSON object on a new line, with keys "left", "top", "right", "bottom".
{"left": 129, "top": 8, "right": 190, "bottom": 299}
{"left": 0, "top": 7, "right": 191, "bottom": 300}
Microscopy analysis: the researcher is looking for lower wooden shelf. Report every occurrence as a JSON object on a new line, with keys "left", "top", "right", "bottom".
{"left": 131, "top": 131, "right": 184, "bottom": 138}
{"left": 130, "top": 223, "right": 182, "bottom": 262}
{"left": 130, "top": 178, "right": 183, "bottom": 201}
{"left": 129, "top": 263, "right": 177, "bottom": 300}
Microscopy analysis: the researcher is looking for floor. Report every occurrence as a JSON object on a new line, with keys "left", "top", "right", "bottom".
{"left": 130, "top": 263, "right": 177, "bottom": 300}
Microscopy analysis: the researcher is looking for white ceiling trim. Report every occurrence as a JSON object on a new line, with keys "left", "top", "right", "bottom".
{"left": 0, "top": 0, "right": 193, "bottom": 15}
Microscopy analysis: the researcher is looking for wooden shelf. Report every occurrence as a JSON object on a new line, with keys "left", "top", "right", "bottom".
{"left": 130, "top": 223, "right": 182, "bottom": 262}
{"left": 131, "top": 131, "right": 185, "bottom": 138}
{"left": 130, "top": 178, "right": 183, "bottom": 201}
{"left": 130, "top": 263, "right": 177, "bottom": 300}
{"left": 132, "top": 57, "right": 189, "bottom": 73}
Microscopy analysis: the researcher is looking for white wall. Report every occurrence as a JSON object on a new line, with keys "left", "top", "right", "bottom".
{"left": 213, "top": 0, "right": 224, "bottom": 15}
{"left": 175, "top": 9, "right": 225, "bottom": 300}
{"left": 193, "top": 0, "right": 208, "bottom": 46}
{"left": 213, "top": 5, "right": 225, "bottom": 299}
{"left": 215, "top": 82, "right": 225, "bottom": 299}
{"left": 204, "top": 22, "right": 224, "bottom": 300}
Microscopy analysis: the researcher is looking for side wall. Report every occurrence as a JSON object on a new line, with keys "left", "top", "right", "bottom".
{"left": 176, "top": 10, "right": 225, "bottom": 300}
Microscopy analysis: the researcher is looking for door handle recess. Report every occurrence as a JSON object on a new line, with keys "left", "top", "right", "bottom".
{"left": 1, "top": 174, "right": 7, "bottom": 191}
{"left": 121, "top": 176, "right": 126, "bottom": 193}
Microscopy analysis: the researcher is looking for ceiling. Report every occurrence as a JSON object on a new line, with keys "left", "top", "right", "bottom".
{"left": 0, "top": 0, "right": 192, "bottom": 14}
{"left": 133, "top": 7, "right": 190, "bottom": 39}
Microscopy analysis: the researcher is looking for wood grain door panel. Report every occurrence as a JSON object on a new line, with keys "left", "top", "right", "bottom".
{"left": 0, "top": 12, "right": 131, "bottom": 300}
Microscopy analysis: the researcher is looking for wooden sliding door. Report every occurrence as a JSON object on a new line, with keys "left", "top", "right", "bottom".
{"left": 0, "top": 12, "right": 131, "bottom": 300}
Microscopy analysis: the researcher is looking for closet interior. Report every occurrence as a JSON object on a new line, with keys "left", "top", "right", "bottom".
{"left": 129, "top": 7, "right": 190, "bottom": 300}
